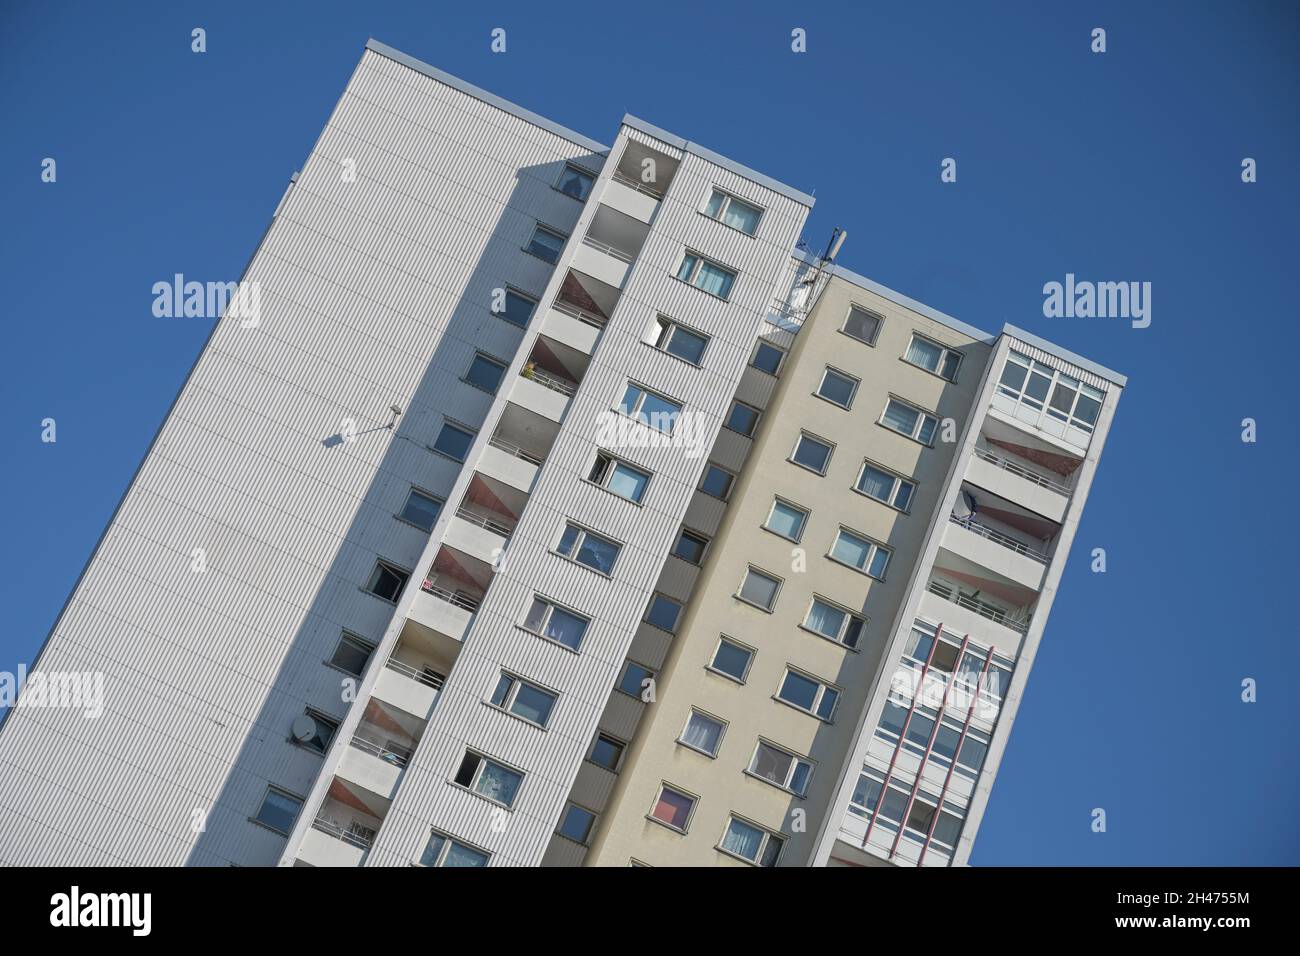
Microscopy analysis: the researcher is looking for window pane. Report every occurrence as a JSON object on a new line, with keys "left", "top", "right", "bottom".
{"left": 524, "top": 598, "right": 548, "bottom": 634}
{"left": 806, "top": 599, "right": 845, "bottom": 639}
{"left": 856, "top": 464, "right": 895, "bottom": 501}
{"left": 818, "top": 369, "right": 856, "bottom": 406}
{"left": 619, "top": 383, "right": 644, "bottom": 417}
{"left": 816, "top": 686, "right": 839, "bottom": 720}
{"left": 638, "top": 392, "right": 681, "bottom": 432}
{"left": 559, "top": 805, "right": 596, "bottom": 843}
{"left": 681, "top": 712, "right": 724, "bottom": 755}
{"left": 476, "top": 762, "right": 523, "bottom": 806}
{"left": 608, "top": 463, "right": 649, "bottom": 502}
{"left": 882, "top": 400, "right": 919, "bottom": 436}
{"left": 789, "top": 761, "right": 812, "bottom": 796}
{"left": 957, "top": 736, "right": 988, "bottom": 774}
{"left": 843, "top": 616, "right": 863, "bottom": 649}
{"left": 849, "top": 775, "right": 883, "bottom": 816}
{"left": 766, "top": 500, "right": 806, "bottom": 540}
{"left": 703, "top": 190, "right": 727, "bottom": 218}
{"left": 832, "top": 530, "right": 872, "bottom": 570}
{"left": 443, "top": 842, "right": 490, "bottom": 867}
{"left": 618, "top": 663, "right": 652, "bottom": 697}
{"left": 419, "top": 834, "right": 447, "bottom": 867}
{"left": 466, "top": 355, "right": 505, "bottom": 393}
{"left": 700, "top": 465, "right": 733, "bottom": 499}
{"left": 255, "top": 790, "right": 301, "bottom": 834}
{"left": 673, "top": 531, "right": 707, "bottom": 564}
{"left": 739, "top": 569, "right": 779, "bottom": 609}
{"left": 932, "top": 811, "right": 962, "bottom": 847}
{"left": 711, "top": 640, "right": 751, "bottom": 680}
{"left": 751, "top": 743, "right": 793, "bottom": 785}
{"left": 726, "top": 402, "right": 759, "bottom": 435}
{"left": 721, "top": 817, "right": 765, "bottom": 861}
{"left": 557, "top": 523, "right": 581, "bottom": 556}
{"left": 723, "top": 198, "right": 761, "bottom": 234}
{"left": 433, "top": 424, "right": 475, "bottom": 461}
{"left": 843, "top": 306, "right": 880, "bottom": 343}
{"left": 511, "top": 684, "right": 556, "bottom": 726}
{"left": 544, "top": 607, "right": 588, "bottom": 650}
{"left": 666, "top": 327, "right": 708, "bottom": 364}
{"left": 676, "top": 253, "right": 699, "bottom": 282}
{"left": 999, "top": 355, "right": 1029, "bottom": 391}
{"left": 1073, "top": 392, "right": 1101, "bottom": 426}
{"left": 941, "top": 351, "right": 961, "bottom": 381}
{"left": 399, "top": 490, "right": 442, "bottom": 531}
{"left": 645, "top": 594, "right": 681, "bottom": 632}
{"left": 779, "top": 671, "right": 819, "bottom": 711}
{"left": 917, "top": 416, "right": 937, "bottom": 445}
{"left": 558, "top": 166, "right": 593, "bottom": 200}
{"left": 577, "top": 534, "right": 619, "bottom": 573}
{"left": 695, "top": 261, "right": 735, "bottom": 299}
{"left": 759, "top": 834, "right": 784, "bottom": 867}
{"left": 527, "top": 227, "right": 564, "bottom": 263}
{"left": 652, "top": 787, "right": 694, "bottom": 829}
{"left": 591, "top": 736, "right": 623, "bottom": 770}
{"left": 490, "top": 674, "right": 512, "bottom": 708}
{"left": 879, "top": 701, "right": 908, "bottom": 737}
{"left": 906, "top": 337, "right": 942, "bottom": 372}
{"left": 331, "top": 635, "right": 373, "bottom": 676}
{"left": 868, "top": 547, "right": 891, "bottom": 578}
{"left": 752, "top": 342, "right": 783, "bottom": 374}
{"left": 893, "top": 480, "right": 915, "bottom": 511}
{"left": 792, "top": 435, "right": 831, "bottom": 472}
{"left": 502, "top": 291, "right": 535, "bottom": 327}
{"left": 932, "top": 723, "right": 961, "bottom": 762}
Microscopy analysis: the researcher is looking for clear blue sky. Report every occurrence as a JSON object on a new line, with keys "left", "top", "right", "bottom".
{"left": 2, "top": 0, "right": 1296, "bottom": 865}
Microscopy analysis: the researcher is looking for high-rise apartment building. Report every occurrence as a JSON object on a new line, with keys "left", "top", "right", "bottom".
{"left": 0, "top": 40, "right": 1123, "bottom": 868}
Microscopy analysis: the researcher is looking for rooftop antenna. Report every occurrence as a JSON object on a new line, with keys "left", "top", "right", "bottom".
{"left": 795, "top": 227, "right": 847, "bottom": 316}
{"left": 387, "top": 404, "right": 403, "bottom": 430}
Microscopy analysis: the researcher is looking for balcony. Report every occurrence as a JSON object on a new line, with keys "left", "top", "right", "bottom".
{"left": 940, "top": 483, "right": 1059, "bottom": 592}
{"left": 554, "top": 269, "right": 620, "bottom": 329}
{"left": 297, "top": 782, "right": 387, "bottom": 867}
{"left": 511, "top": 334, "right": 587, "bottom": 422}
{"left": 407, "top": 545, "right": 491, "bottom": 642}
{"left": 966, "top": 447, "right": 1069, "bottom": 523}
{"left": 374, "top": 657, "right": 444, "bottom": 721}
{"left": 920, "top": 578, "right": 1032, "bottom": 658}
{"left": 483, "top": 402, "right": 558, "bottom": 492}
{"left": 574, "top": 204, "right": 649, "bottom": 289}
{"left": 336, "top": 698, "right": 425, "bottom": 801}
{"left": 602, "top": 139, "right": 679, "bottom": 222}
{"left": 543, "top": 303, "right": 602, "bottom": 354}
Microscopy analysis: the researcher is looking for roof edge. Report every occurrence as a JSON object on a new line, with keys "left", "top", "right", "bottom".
{"left": 365, "top": 39, "right": 609, "bottom": 156}
{"left": 1000, "top": 324, "right": 1128, "bottom": 387}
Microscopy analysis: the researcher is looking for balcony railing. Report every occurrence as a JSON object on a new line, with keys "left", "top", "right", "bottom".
{"left": 948, "top": 513, "right": 1049, "bottom": 563}
{"left": 421, "top": 577, "right": 482, "bottom": 612}
{"left": 521, "top": 366, "right": 577, "bottom": 396}
{"left": 455, "top": 505, "right": 516, "bottom": 537}
{"left": 581, "top": 235, "right": 635, "bottom": 264}
{"left": 487, "top": 436, "right": 545, "bottom": 466}
{"left": 611, "top": 169, "right": 665, "bottom": 199}
{"left": 552, "top": 299, "right": 607, "bottom": 329}
{"left": 311, "top": 816, "right": 374, "bottom": 850}
{"left": 350, "top": 734, "right": 412, "bottom": 768}
{"left": 926, "top": 581, "right": 1030, "bottom": 635}
{"left": 384, "top": 657, "right": 446, "bottom": 690}
{"left": 974, "top": 448, "right": 1071, "bottom": 496}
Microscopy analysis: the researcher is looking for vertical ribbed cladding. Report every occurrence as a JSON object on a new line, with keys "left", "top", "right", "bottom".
{"left": 0, "top": 43, "right": 611, "bottom": 865}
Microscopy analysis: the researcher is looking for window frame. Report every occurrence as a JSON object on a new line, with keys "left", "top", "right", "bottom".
{"left": 252, "top": 786, "right": 303, "bottom": 836}
{"left": 452, "top": 749, "right": 526, "bottom": 809}
{"left": 555, "top": 163, "right": 595, "bottom": 201}
{"left": 365, "top": 559, "right": 411, "bottom": 603}
{"left": 588, "top": 450, "right": 652, "bottom": 505}
{"left": 746, "top": 739, "right": 815, "bottom": 797}
{"left": 419, "top": 829, "right": 491, "bottom": 867}
{"left": 329, "top": 631, "right": 375, "bottom": 677}
{"left": 556, "top": 802, "right": 599, "bottom": 845}
{"left": 494, "top": 287, "right": 538, "bottom": 328}
{"left": 555, "top": 520, "right": 623, "bottom": 576}
{"left": 702, "top": 186, "right": 764, "bottom": 236}
{"left": 397, "top": 487, "right": 445, "bottom": 532}
{"left": 677, "top": 708, "right": 728, "bottom": 758}
{"left": 296, "top": 707, "right": 340, "bottom": 756}
{"left": 672, "top": 527, "right": 711, "bottom": 566}
{"left": 522, "top": 595, "right": 591, "bottom": 652}
{"left": 763, "top": 496, "right": 810, "bottom": 543}
{"left": 724, "top": 399, "right": 761, "bottom": 437}
{"left": 775, "top": 666, "right": 842, "bottom": 722}
{"left": 841, "top": 303, "right": 883, "bottom": 346}
{"left": 488, "top": 671, "right": 559, "bottom": 729}
{"left": 904, "top": 332, "right": 963, "bottom": 382}
{"left": 879, "top": 397, "right": 940, "bottom": 446}
{"left": 618, "top": 381, "right": 684, "bottom": 434}
{"left": 707, "top": 635, "right": 756, "bottom": 684}
{"left": 717, "top": 814, "right": 785, "bottom": 867}
{"left": 431, "top": 419, "right": 478, "bottom": 462}
{"left": 801, "top": 595, "right": 867, "bottom": 650}
{"left": 674, "top": 249, "right": 738, "bottom": 301}
{"left": 644, "top": 592, "right": 683, "bottom": 634}
{"left": 651, "top": 314, "right": 710, "bottom": 366}
{"left": 648, "top": 782, "right": 698, "bottom": 833}
{"left": 588, "top": 732, "right": 627, "bottom": 772}
{"left": 815, "top": 365, "right": 861, "bottom": 409}
{"left": 525, "top": 223, "right": 568, "bottom": 264}
{"left": 463, "top": 351, "right": 509, "bottom": 395}
{"left": 736, "top": 565, "right": 783, "bottom": 612}
{"left": 828, "top": 526, "right": 892, "bottom": 580}
{"left": 616, "top": 660, "right": 655, "bottom": 700}
{"left": 853, "top": 460, "right": 917, "bottom": 513}
{"left": 789, "top": 430, "right": 835, "bottom": 475}
{"left": 750, "top": 340, "right": 786, "bottom": 376}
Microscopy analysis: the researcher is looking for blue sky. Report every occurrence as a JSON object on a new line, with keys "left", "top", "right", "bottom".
{"left": 2, "top": 0, "right": 1297, "bottom": 865}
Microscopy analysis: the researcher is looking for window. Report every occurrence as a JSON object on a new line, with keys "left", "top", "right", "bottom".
{"left": 737, "top": 567, "right": 781, "bottom": 611}
{"left": 748, "top": 741, "right": 813, "bottom": 796}
{"left": 855, "top": 462, "right": 916, "bottom": 511}
{"left": 672, "top": 528, "right": 709, "bottom": 565}
{"left": 297, "top": 709, "right": 339, "bottom": 755}
{"left": 398, "top": 488, "right": 444, "bottom": 531}
{"left": 453, "top": 751, "right": 524, "bottom": 808}
{"left": 420, "top": 831, "right": 490, "bottom": 867}
{"left": 703, "top": 188, "right": 763, "bottom": 235}
{"left": 253, "top": 787, "right": 302, "bottom": 835}
{"left": 489, "top": 673, "right": 558, "bottom": 727}
{"left": 652, "top": 316, "right": 709, "bottom": 365}
{"left": 650, "top": 784, "right": 696, "bottom": 831}
{"left": 644, "top": 593, "right": 682, "bottom": 633}
{"left": 750, "top": 341, "right": 785, "bottom": 375}
{"left": 956, "top": 729, "right": 990, "bottom": 779}
{"left": 998, "top": 351, "right": 1103, "bottom": 435}
{"left": 330, "top": 632, "right": 374, "bottom": 676}
{"left": 724, "top": 400, "right": 760, "bottom": 437}
{"left": 777, "top": 668, "right": 840, "bottom": 721}
{"left": 557, "top": 521, "right": 621, "bottom": 574}
{"left": 790, "top": 432, "right": 833, "bottom": 474}
{"left": 905, "top": 334, "right": 962, "bottom": 381}
{"left": 524, "top": 597, "right": 590, "bottom": 651}
{"left": 848, "top": 770, "right": 885, "bottom": 819}
{"left": 590, "top": 733, "right": 625, "bottom": 771}
{"left": 764, "top": 498, "right": 809, "bottom": 542}
{"left": 556, "top": 164, "right": 594, "bottom": 200}
{"left": 881, "top": 398, "right": 939, "bottom": 445}
{"left": 464, "top": 353, "right": 507, "bottom": 394}
{"left": 558, "top": 803, "right": 597, "bottom": 844}
{"left": 365, "top": 560, "right": 409, "bottom": 602}
{"left": 709, "top": 637, "right": 754, "bottom": 682}
{"left": 619, "top": 382, "right": 683, "bottom": 433}
{"left": 679, "top": 710, "right": 726, "bottom": 757}
{"left": 617, "top": 661, "right": 654, "bottom": 699}
{"left": 1047, "top": 374, "right": 1104, "bottom": 433}
{"left": 699, "top": 463, "right": 735, "bottom": 500}
{"left": 589, "top": 452, "right": 650, "bottom": 503}
{"left": 675, "top": 251, "right": 737, "bottom": 300}
{"left": 526, "top": 224, "right": 566, "bottom": 263}
{"left": 830, "top": 527, "right": 891, "bottom": 579}
{"left": 816, "top": 367, "right": 859, "bottom": 408}
{"left": 495, "top": 288, "right": 537, "bottom": 328}
{"left": 842, "top": 305, "right": 882, "bottom": 345}
{"left": 720, "top": 816, "right": 783, "bottom": 866}
{"left": 432, "top": 421, "right": 476, "bottom": 461}
{"left": 804, "top": 597, "right": 865, "bottom": 649}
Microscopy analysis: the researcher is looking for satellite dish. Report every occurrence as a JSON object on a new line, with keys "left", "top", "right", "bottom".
{"left": 291, "top": 714, "right": 317, "bottom": 742}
